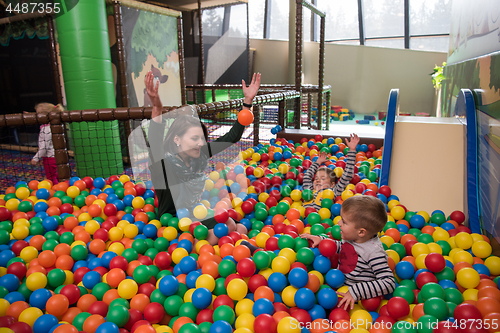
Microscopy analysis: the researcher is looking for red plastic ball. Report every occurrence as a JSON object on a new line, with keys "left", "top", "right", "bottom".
{"left": 6, "top": 262, "right": 27, "bottom": 280}
{"left": 60, "top": 284, "right": 81, "bottom": 304}
{"left": 450, "top": 211, "right": 465, "bottom": 224}
{"left": 214, "top": 209, "right": 229, "bottom": 224}
{"left": 328, "top": 308, "right": 350, "bottom": 323}
{"left": 318, "top": 239, "right": 337, "bottom": 257}
{"left": 154, "top": 252, "right": 172, "bottom": 270}
{"left": 387, "top": 297, "right": 410, "bottom": 320}
{"left": 109, "top": 256, "right": 129, "bottom": 271}
{"left": 0, "top": 207, "right": 11, "bottom": 221}
{"left": 274, "top": 303, "right": 289, "bottom": 313}
{"left": 8, "top": 321, "right": 32, "bottom": 333}
{"left": 241, "top": 201, "right": 254, "bottom": 215}
{"left": 213, "top": 295, "right": 234, "bottom": 309}
{"left": 196, "top": 309, "right": 214, "bottom": 324}
{"left": 237, "top": 258, "right": 256, "bottom": 277}
{"left": 416, "top": 271, "right": 438, "bottom": 289}
{"left": 425, "top": 253, "right": 446, "bottom": 273}
{"left": 453, "top": 303, "right": 483, "bottom": 321}
{"left": 143, "top": 302, "right": 165, "bottom": 324}
{"left": 103, "top": 204, "right": 118, "bottom": 216}
{"left": 265, "top": 237, "right": 279, "bottom": 251}
{"left": 361, "top": 296, "right": 382, "bottom": 312}
{"left": 433, "top": 321, "right": 462, "bottom": 332}
{"left": 138, "top": 283, "right": 156, "bottom": 297}
{"left": 254, "top": 314, "right": 277, "bottom": 333}
{"left": 248, "top": 274, "right": 268, "bottom": 293}
{"left": 88, "top": 301, "right": 109, "bottom": 317}
{"left": 378, "top": 185, "right": 392, "bottom": 198}
{"left": 125, "top": 309, "right": 143, "bottom": 331}
{"left": 11, "top": 240, "right": 29, "bottom": 256}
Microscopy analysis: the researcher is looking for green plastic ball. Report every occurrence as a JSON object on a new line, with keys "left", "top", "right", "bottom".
{"left": 47, "top": 268, "right": 66, "bottom": 289}
{"left": 435, "top": 267, "right": 455, "bottom": 281}
{"left": 132, "top": 239, "right": 148, "bottom": 254}
{"left": 178, "top": 302, "right": 198, "bottom": 321}
{"left": 213, "top": 305, "right": 235, "bottom": 325}
{"left": 218, "top": 259, "right": 237, "bottom": 277}
{"left": 276, "top": 202, "right": 289, "bottom": 215}
{"left": 420, "top": 283, "right": 445, "bottom": 301}
{"left": 423, "top": 297, "right": 449, "bottom": 321}
{"left": 431, "top": 213, "right": 446, "bottom": 226}
{"left": 193, "top": 225, "right": 209, "bottom": 240}
{"left": 444, "top": 288, "right": 464, "bottom": 305}
{"left": 133, "top": 265, "right": 152, "bottom": 284}
{"left": 106, "top": 305, "right": 130, "bottom": 327}
{"left": 393, "top": 286, "right": 415, "bottom": 304}
{"left": 154, "top": 237, "right": 170, "bottom": 251}
{"left": 417, "top": 315, "right": 439, "bottom": 333}
{"left": 277, "top": 234, "right": 295, "bottom": 249}
{"left": 59, "top": 232, "right": 75, "bottom": 245}
{"left": 436, "top": 240, "right": 451, "bottom": 256}
{"left": 417, "top": 233, "right": 434, "bottom": 244}
{"left": 302, "top": 189, "right": 313, "bottom": 201}
{"left": 73, "top": 312, "right": 92, "bottom": 331}
{"left": 164, "top": 295, "right": 184, "bottom": 316}
{"left": 213, "top": 278, "right": 227, "bottom": 296}
{"left": 92, "top": 282, "right": 111, "bottom": 301}
{"left": 296, "top": 247, "right": 315, "bottom": 265}
{"left": 253, "top": 251, "right": 271, "bottom": 270}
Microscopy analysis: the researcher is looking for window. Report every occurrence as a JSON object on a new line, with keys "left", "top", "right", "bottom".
{"left": 202, "top": 7, "right": 224, "bottom": 37}
{"left": 229, "top": 4, "right": 248, "bottom": 37}
{"left": 363, "top": 0, "right": 404, "bottom": 38}
{"left": 269, "top": 0, "right": 289, "bottom": 40}
{"left": 317, "top": 0, "right": 359, "bottom": 41}
{"left": 249, "top": 0, "right": 265, "bottom": 39}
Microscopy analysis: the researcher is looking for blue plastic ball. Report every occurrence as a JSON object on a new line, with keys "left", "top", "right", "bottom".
{"left": 179, "top": 256, "right": 198, "bottom": 274}
{"left": 273, "top": 152, "right": 283, "bottom": 161}
{"left": 0, "top": 274, "right": 20, "bottom": 292}
{"left": 317, "top": 287, "right": 338, "bottom": 309}
{"left": 268, "top": 272, "right": 287, "bottom": 292}
{"left": 82, "top": 271, "right": 101, "bottom": 289}
{"left": 42, "top": 217, "right": 59, "bottom": 232}
{"left": 395, "top": 261, "right": 415, "bottom": 280}
{"left": 33, "top": 314, "right": 59, "bottom": 333}
{"left": 213, "top": 223, "right": 229, "bottom": 238}
{"left": 308, "top": 304, "right": 326, "bottom": 321}
{"left": 122, "top": 195, "right": 135, "bottom": 207}
{"left": 330, "top": 204, "right": 341, "bottom": 217}
{"left": 177, "top": 208, "right": 190, "bottom": 219}
{"left": 438, "top": 279, "right": 458, "bottom": 290}
{"left": 5, "top": 291, "right": 25, "bottom": 303}
{"left": 191, "top": 287, "right": 213, "bottom": 309}
{"left": 325, "top": 269, "right": 345, "bottom": 289}
{"left": 410, "top": 214, "right": 425, "bottom": 229}
{"left": 253, "top": 298, "right": 275, "bottom": 316}
{"left": 29, "top": 288, "right": 53, "bottom": 310}
{"left": 288, "top": 268, "right": 309, "bottom": 289}
{"left": 36, "top": 188, "right": 50, "bottom": 200}
{"left": 142, "top": 224, "right": 158, "bottom": 238}
{"left": 93, "top": 177, "right": 106, "bottom": 189}
{"left": 473, "top": 264, "right": 490, "bottom": 276}
{"left": 34, "top": 201, "right": 49, "bottom": 213}
{"left": 234, "top": 165, "right": 244, "bottom": 174}
{"left": 177, "top": 239, "right": 193, "bottom": 253}
{"left": 295, "top": 288, "right": 316, "bottom": 310}
{"left": 209, "top": 320, "right": 233, "bottom": 333}
{"left": 95, "top": 322, "right": 119, "bottom": 333}
{"left": 0, "top": 250, "right": 15, "bottom": 267}
{"left": 313, "top": 255, "right": 331, "bottom": 274}
{"left": 158, "top": 275, "right": 179, "bottom": 296}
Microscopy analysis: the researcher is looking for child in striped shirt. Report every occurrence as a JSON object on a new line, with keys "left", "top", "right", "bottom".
{"left": 302, "top": 134, "right": 359, "bottom": 210}
{"left": 301, "top": 196, "right": 396, "bottom": 310}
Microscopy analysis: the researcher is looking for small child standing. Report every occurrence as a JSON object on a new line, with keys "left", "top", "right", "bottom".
{"left": 301, "top": 196, "right": 396, "bottom": 310}
{"left": 30, "top": 103, "right": 64, "bottom": 184}
{"left": 303, "top": 134, "right": 360, "bottom": 209}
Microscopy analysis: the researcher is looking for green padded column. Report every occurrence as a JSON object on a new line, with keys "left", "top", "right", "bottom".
{"left": 56, "top": 0, "right": 123, "bottom": 178}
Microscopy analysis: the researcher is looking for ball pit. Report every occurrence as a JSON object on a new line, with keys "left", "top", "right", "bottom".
{"left": 0, "top": 137, "right": 498, "bottom": 333}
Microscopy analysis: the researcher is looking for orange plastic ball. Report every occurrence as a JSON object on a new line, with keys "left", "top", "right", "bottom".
{"left": 6, "top": 301, "right": 30, "bottom": 320}
{"left": 53, "top": 324, "right": 79, "bottom": 333}
{"left": 77, "top": 294, "right": 98, "bottom": 312}
{"left": 130, "top": 294, "right": 151, "bottom": 313}
{"left": 237, "top": 109, "right": 254, "bottom": 126}
{"left": 46, "top": 294, "right": 69, "bottom": 317}
{"left": 38, "top": 250, "right": 57, "bottom": 267}
{"left": 82, "top": 314, "right": 105, "bottom": 333}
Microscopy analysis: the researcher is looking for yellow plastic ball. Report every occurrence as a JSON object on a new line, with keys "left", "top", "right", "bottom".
{"left": 227, "top": 278, "right": 248, "bottom": 301}
{"left": 471, "top": 241, "right": 492, "bottom": 259}
{"left": 322, "top": 189, "right": 334, "bottom": 200}
{"left": 109, "top": 227, "right": 124, "bottom": 241}
{"left": 38, "top": 180, "right": 52, "bottom": 189}
{"left": 235, "top": 298, "right": 254, "bottom": 316}
{"left": 252, "top": 153, "right": 261, "bottom": 162}
{"left": 350, "top": 310, "right": 372, "bottom": 330}
{"left": 259, "top": 268, "right": 273, "bottom": 280}
{"left": 485, "top": 256, "right": 500, "bottom": 276}
{"left": 334, "top": 167, "right": 344, "bottom": 179}
{"left": 387, "top": 200, "right": 400, "bottom": 211}
{"left": 205, "top": 180, "right": 215, "bottom": 191}
{"left": 463, "top": 288, "right": 478, "bottom": 301}
{"left": 309, "top": 270, "right": 325, "bottom": 285}
{"left": 253, "top": 168, "right": 264, "bottom": 178}
{"left": 172, "top": 248, "right": 189, "bottom": 264}
{"left": 318, "top": 208, "right": 331, "bottom": 220}
{"left": 258, "top": 193, "right": 270, "bottom": 203}
{"left": 448, "top": 237, "right": 457, "bottom": 249}
{"left": 455, "top": 232, "right": 473, "bottom": 249}
{"left": 116, "top": 220, "right": 130, "bottom": 230}
{"left": 193, "top": 205, "right": 208, "bottom": 220}
{"left": 432, "top": 228, "right": 450, "bottom": 242}
{"left": 66, "top": 186, "right": 81, "bottom": 198}
{"left": 471, "top": 234, "right": 484, "bottom": 243}
{"left": 12, "top": 225, "right": 29, "bottom": 240}
{"left": 256, "top": 232, "right": 270, "bottom": 248}
{"left": 15, "top": 187, "right": 30, "bottom": 200}
{"left": 20, "top": 246, "right": 38, "bottom": 263}
{"left": 5, "top": 199, "right": 19, "bottom": 211}
{"left": 277, "top": 317, "right": 301, "bottom": 333}
{"left": 18, "top": 307, "right": 43, "bottom": 327}
{"left": 163, "top": 227, "right": 178, "bottom": 241}
{"left": 26, "top": 272, "right": 47, "bottom": 291}
{"left": 417, "top": 211, "right": 430, "bottom": 223}
{"left": 453, "top": 250, "right": 473, "bottom": 265}
{"left": 427, "top": 243, "right": 443, "bottom": 254}
{"left": 415, "top": 254, "right": 428, "bottom": 270}
{"left": 341, "top": 189, "right": 354, "bottom": 201}
{"left": 386, "top": 249, "right": 400, "bottom": 264}
{"left": 209, "top": 171, "right": 220, "bottom": 182}
{"left": 380, "top": 236, "right": 395, "bottom": 248}
{"left": 108, "top": 242, "right": 125, "bottom": 255}
{"left": 279, "top": 248, "right": 296, "bottom": 264}
{"left": 132, "top": 197, "right": 145, "bottom": 209}
{"left": 272, "top": 256, "right": 291, "bottom": 275}
{"left": 124, "top": 224, "right": 139, "bottom": 239}
{"left": 235, "top": 312, "right": 255, "bottom": 330}
{"left": 156, "top": 325, "right": 174, "bottom": 333}
{"left": 78, "top": 213, "right": 92, "bottom": 223}
{"left": 179, "top": 218, "right": 192, "bottom": 232}
{"left": 281, "top": 285, "right": 298, "bottom": 307}
{"left": 118, "top": 175, "right": 130, "bottom": 183}
{"left": 457, "top": 267, "right": 480, "bottom": 289}
{"left": 118, "top": 279, "right": 138, "bottom": 299}
{"left": 278, "top": 164, "right": 289, "bottom": 174}
{"left": 196, "top": 274, "right": 216, "bottom": 292}
{"left": 411, "top": 243, "right": 430, "bottom": 257}
{"left": 390, "top": 206, "right": 406, "bottom": 221}
{"left": 0, "top": 299, "right": 9, "bottom": 317}
{"left": 290, "top": 190, "right": 302, "bottom": 201}
{"left": 85, "top": 220, "right": 100, "bottom": 235}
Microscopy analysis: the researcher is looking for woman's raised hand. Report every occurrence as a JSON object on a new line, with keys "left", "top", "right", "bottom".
{"left": 145, "top": 71, "right": 162, "bottom": 107}
{"left": 242, "top": 73, "right": 262, "bottom": 104}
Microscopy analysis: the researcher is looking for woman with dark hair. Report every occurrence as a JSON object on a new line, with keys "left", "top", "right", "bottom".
{"left": 146, "top": 71, "right": 261, "bottom": 245}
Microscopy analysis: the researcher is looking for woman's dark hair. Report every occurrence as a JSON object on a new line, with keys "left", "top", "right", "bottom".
{"left": 163, "top": 115, "right": 209, "bottom": 155}
{"left": 316, "top": 166, "right": 338, "bottom": 184}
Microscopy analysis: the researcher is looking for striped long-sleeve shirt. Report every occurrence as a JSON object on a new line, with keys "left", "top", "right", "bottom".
{"left": 302, "top": 150, "right": 356, "bottom": 210}
{"left": 330, "top": 236, "right": 396, "bottom": 301}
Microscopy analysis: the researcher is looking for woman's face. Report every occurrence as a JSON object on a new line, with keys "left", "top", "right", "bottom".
{"left": 176, "top": 126, "right": 205, "bottom": 159}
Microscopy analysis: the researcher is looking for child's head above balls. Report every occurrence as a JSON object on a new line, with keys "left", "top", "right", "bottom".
{"left": 339, "top": 195, "right": 387, "bottom": 242}
{"left": 314, "top": 167, "right": 337, "bottom": 191}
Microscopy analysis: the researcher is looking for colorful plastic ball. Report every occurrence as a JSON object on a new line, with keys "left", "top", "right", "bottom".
{"left": 210, "top": 320, "right": 232, "bottom": 333}
{"left": 277, "top": 317, "right": 300, "bottom": 333}
{"left": 288, "top": 268, "right": 309, "bottom": 289}
{"left": 268, "top": 273, "right": 287, "bottom": 293}
{"left": 471, "top": 241, "right": 492, "bottom": 258}
{"left": 325, "top": 269, "right": 345, "bottom": 289}
{"left": 294, "top": 288, "right": 315, "bottom": 310}
{"left": 409, "top": 215, "right": 425, "bottom": 229}
{"left": 456, "top": 267, "right": 480, "bottom": 289}
{"left": 317, "top": 287, "right": 338, "bottom": 310}
{"left": 192, "top": 288, "right": 213, "bottom": 309}
{"left": 253, "top": 314, "right": 277, "bottom": 333}
{"left": 159, "top": 275, "right": 180, "bottom": 296}
{"left": 0, "top": 274, "right": 20, "bottom": 292}
{"left": 253, "top": 298, "right": 274, "bottom": 316}
{"left": 423, "top": 297, "right": 448, "bottom": 321}
{"left": 424, "top": 253, "right": 445, "bottom": 273}
{"left": 117, "top": 279, "right": 138, "bottom": 299}
{"left": 33, "top": 314, "right": 59, "bottom": 333}
{"left": 227, "top": 278, "right": 248, "bottom": 301}
{"left": 485, "top": 256, "right": 500, "bottom": 276}
{"left": 238, "top": 109, "right": 254, "bottom": 126}
{"left": 386, "top": 297, "right": 409, "bottom": 320}
{"left": 395, "top": 261, "right": 415, "bottom": 280}
{"left": 29, "top": 288, "right": 52, "bottom": 310}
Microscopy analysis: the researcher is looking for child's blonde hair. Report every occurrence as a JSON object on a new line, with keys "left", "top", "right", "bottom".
{"left": 35, "top": 103, "right": 64, "bottom": 113}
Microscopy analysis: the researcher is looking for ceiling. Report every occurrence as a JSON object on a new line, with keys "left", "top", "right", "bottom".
{"left": 144, "top": 0, "right": 247, "bottom": 11}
